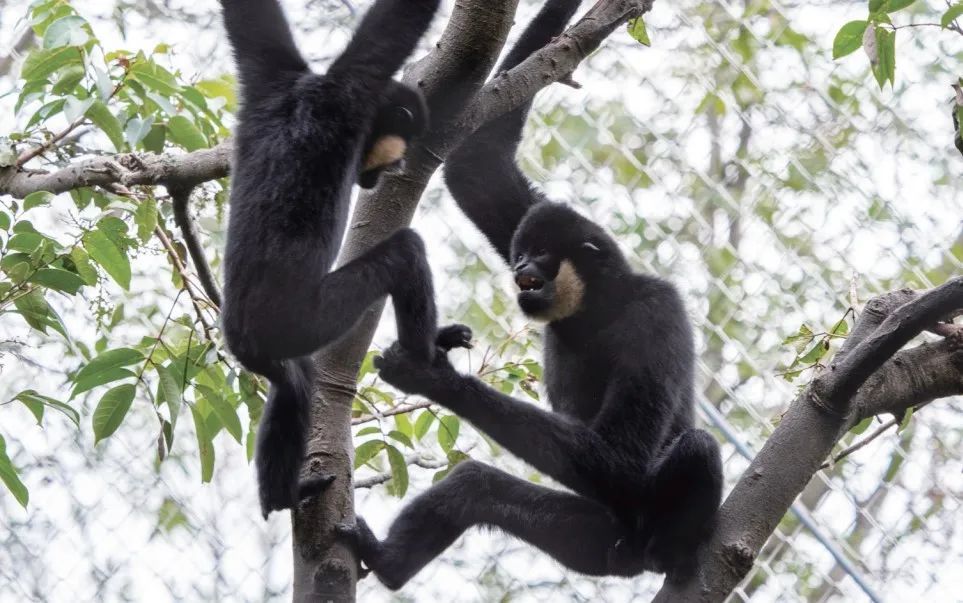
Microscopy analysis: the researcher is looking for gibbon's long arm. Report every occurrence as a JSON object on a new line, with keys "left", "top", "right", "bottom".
{"left": 327, "top": 0, "right": 439, "bottom": 85}
{"left": 444, "top": 0, "right": 585, "bottom": 262}
{"left": 376, "top": 346, "right": 662, "bottom": 504}
{"left": 220, "top": 0, "right": 308, "bottom": 92}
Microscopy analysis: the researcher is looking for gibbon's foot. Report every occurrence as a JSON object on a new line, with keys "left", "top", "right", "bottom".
{"left": 335, "top": 518, "right": 376, "bottom": 579}
{"left": 436, "top": 324, "right": 473, "bottom": 352}
{"left": 297, "top": 473, "right": 337, "bottom": 503}
{"left": 375, "top": 341, "right": 456, "bottom": 395}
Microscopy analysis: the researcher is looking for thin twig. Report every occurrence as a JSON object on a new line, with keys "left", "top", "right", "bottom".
{"left": 820, "top": 400, "right": 936, "bottom": 470}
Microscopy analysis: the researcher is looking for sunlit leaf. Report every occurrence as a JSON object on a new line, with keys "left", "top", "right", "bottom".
{"left": 0, "top": 435, "right": 29, "bottom": 508}
{"left": 190, "top": 406, "right": 215, "bottom": 482}
{"left": 167, "top": 115, "right": 208, "bottom": 151}
{"left": 385, "top": 445, "right": 408, "bottom": 497}
{"left": 86, "top": 101, "right": 124, "bottom": 152}
{"left": 353, "top": 440, "right": 385, "bottom": 469}
{"left": 832, "top": 21, "right": 867, "bottom": 59}
{"left": 83, "top": 228, "right": 130, "bottom": 289}
{"left": 92, "top": 384, "right": 136, "bottom": 444}
{"left": 15, "top": 390, "right": 80, "bottom": 427}
{"left": 438, "top": 415, "right": 460, "bottom": 453}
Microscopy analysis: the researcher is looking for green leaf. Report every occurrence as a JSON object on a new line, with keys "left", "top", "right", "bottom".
{"left": 831, "top": 317, "right": 850, "bottom": 337}
{"left": 353, "top": 440, "right": 385, "bottom": 469}
{"left": 86, "top": 101, "right": 125, "bottom": 152}
{"left": 849, "top": 416, "right": 873, "bottom": 436}
{"left": 13, "top": 289, "right": 67, "bottom": 338}
{"left": 124, "top": 116, "right": 154, "bottom": 148}
{"left": 0, "top": 210, "right": 10, "bottom": 231}
{"left": 799, "top": 339, "right": 830, "bottom": 364}
{"left": 832, "top": 21, "right": 867, "bottom": 59}
{"left": 155, "top": 364, "right": 183, "bottom": 428}
{"left": 195, "top": 76, "right": 237, "bottom": 112}
{"left": 869, "top": 0, "right": 885, "bottom": 10}
{"left": 64, "top": 95, "right": 94, "bottom": 125}
{"left": 942, "top": 3, "right": 963, "bottom": 27}
{"left": 135, "top": 197, "right": 157, "bottom": 243}
{"left": 74, "top": 348, "right": 143, "bottom": 382}
{"left": 0, "top": 435, "right": 29, "bottom": 508}
{"left": 356, "top": 426, "right": 381, "bottom": 437}
{"left": 21, "top": 46, "right": 82, "bottom": 82}
{"left": 413, "top": 410, "right": 435, "bottom": 440}
{"left": 83, "top": 228, "right": 130, "bottom": 289}
{"left": 26, "top": 99, "right": 65, "bottom": 129}
{"left": 130, "top": 60, "right": 180, "bottom": 97}
{"left": 167, "top": 115, "right": 208, "bottom": 152}
{"left": 437, "top": 415, "right": 460, "bottom": 453}
{"left": 28, "top": 268, "right": 85, "bottom": 295}
{"left": 387, "top": 430, "right": 413, "bottom": 449}
{"left": 385, "top": 445, "right": 408, "bottom": 497}
{"left": 92, "top": 384, "right": 136, "bottom": 444}
{"left": 72, "top": 347, "right": 143, "bottom": 397}
{"left": 897, "top": 406, "right": 914, "bottom": 433}
{"left": 882, "top": 0, "right": 915, "bottom": 12}
{"left": 626, "top": 17, "right": 650, "bottom": 46}
{"left": 51, "top": 64, "right": 84, "bottom": 95}
{"left": 394, "top": 412, "right": 413, "bottom": 438}
{"left": 69, "top": 247, "right": 98, "bottom": 285}
{"left": 17, "top": 393, "right": 45, "bottom": 424}
{"left": 142, "top": 124, "right": 166, "bottom": 153}
{"left": 42, "top": 15, "right": 88, "bottom": 48}
{"left": 873, "top": 27, "right": 896, "bottom": 88}
{"left": 197, "top": 385, "right": 242, "bottom": 444}
{"left": 14, "top": 390, "right": 80, "bottom": 427}
{"left": 190, "top": 406, "right": 215, "bottom": 482}
{"left": 23, "top": 191, "right": 54, "bottom": 211}
{"left": 72, "top": 367, "right": 136, "bottom": 397}
{"left": 7, "top": 232, "right": 43, "bottom": 253}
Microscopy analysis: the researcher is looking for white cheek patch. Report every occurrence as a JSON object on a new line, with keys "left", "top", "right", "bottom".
{"left": 364, "top": 135, "right": 407, "bottom": 170}
{"left": 541, "top": 259, "right": 585, "bottom": 322}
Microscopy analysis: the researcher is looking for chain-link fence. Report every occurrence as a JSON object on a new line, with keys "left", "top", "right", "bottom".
{"left": 1, "top": 0, "right": 961, "bottom": 601}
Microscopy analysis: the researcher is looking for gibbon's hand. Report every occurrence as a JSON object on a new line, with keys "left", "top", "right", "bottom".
{"left": 375, "top": 324, "right": 472, "bottom": 394}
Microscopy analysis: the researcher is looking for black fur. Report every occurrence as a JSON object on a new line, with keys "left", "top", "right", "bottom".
{"left": 341, "top": 0, "right": 724, "bottom": 587}
{"left": 218, "top": 0, "right": 445, "bottom": 518}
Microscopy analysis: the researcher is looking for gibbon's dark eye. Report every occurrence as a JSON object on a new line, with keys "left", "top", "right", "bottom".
{"left": 393, "top": 106, "right": 414, "bottom": 127}
{"left": 514, "top": 253, "right": 524, "bottom": 264}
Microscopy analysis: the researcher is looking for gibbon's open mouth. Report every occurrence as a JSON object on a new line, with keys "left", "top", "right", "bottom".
{"left": 515, "top": 274, "right": 545, "bottom": 292}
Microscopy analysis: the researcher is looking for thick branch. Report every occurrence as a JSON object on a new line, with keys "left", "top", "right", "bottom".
{"left": 812, "top": 277, "right": 963, "bottom": 414}
{"left": 0, "top": 141, "right": 231, "bottom": 199}
{"left": 655, "top": 279, "right": 963, "bottom": 602}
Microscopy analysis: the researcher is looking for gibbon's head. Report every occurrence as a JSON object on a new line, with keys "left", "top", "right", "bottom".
{"left": 509, "top": 202, "right": 622, "bottom": 323}
{"left": 359, "top": 82, "right": 429, "bottom": 189}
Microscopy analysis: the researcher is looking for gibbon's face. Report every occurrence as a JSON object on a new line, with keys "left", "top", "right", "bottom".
{"left": 510, "top": 203, "right": 614, "bottom": 323}
{"left": 511, "top": 242, "right": 587, "bottom": 323}
{"left": 359, "top": 84, "right": 429, "bottom": 189}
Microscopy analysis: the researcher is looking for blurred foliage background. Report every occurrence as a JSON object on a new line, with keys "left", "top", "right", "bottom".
{"left": 0, "top": 0, "right": 960, "bottom": 601}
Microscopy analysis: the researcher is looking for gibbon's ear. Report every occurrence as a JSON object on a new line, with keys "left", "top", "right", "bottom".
{"left": 581, "top": 241, "right": 601, "bottom": 252}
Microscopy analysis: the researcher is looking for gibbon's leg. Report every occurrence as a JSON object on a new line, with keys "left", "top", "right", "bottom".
{"left": 643, "top": 429, "right": 723, "bottom": 578}
{"left": 301, "top": 228, "right": 439, "bottom": 361}
{"left": 343, "top": 461, "right": 641, "bottom": 590}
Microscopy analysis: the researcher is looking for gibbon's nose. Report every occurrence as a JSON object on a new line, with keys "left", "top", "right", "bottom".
{"left": 515, "top": 273, "right": 544, "bottom": 291}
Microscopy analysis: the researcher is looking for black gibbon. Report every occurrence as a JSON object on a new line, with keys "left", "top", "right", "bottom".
{"left": 218, "top": 0, "right": 461, "bottom": 518}
{"left": 338, "top": 0, "right": 724, "bottom": 588}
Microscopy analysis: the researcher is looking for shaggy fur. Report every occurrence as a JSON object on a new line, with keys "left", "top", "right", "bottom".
{"left": 340, "top": 0, "right": 724, "bottom": 587}
{"left": 218, "top": 0, "right": 447, "bottom": 518}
